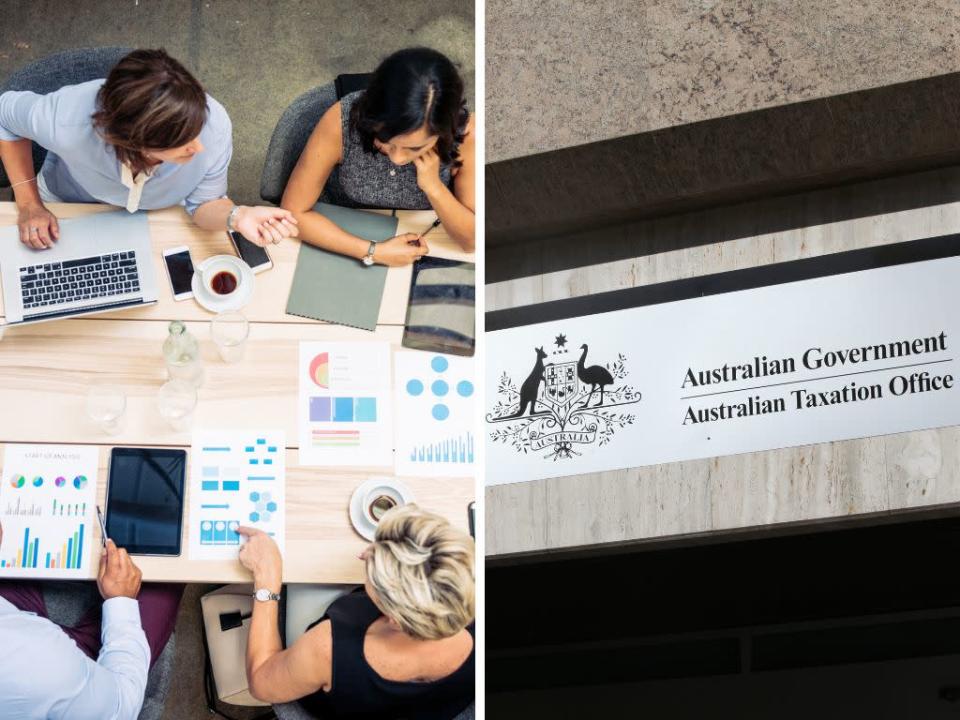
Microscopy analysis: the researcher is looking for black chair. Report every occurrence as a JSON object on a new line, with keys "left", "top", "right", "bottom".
{"left": 259, "top": 73, "right": 371, "bottom": 207}
{"left": 0, "top": 46, "right": 132, "bottom": 188}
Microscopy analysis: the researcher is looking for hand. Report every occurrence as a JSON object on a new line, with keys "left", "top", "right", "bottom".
{"left": 371, "top": 233, "right": 429, "bottom": 267}
{"left": 237, "top": 526, "right": 282, "bottom": 592}
{"left": 17, "top": 201, "right": 60, "bottom": 250}
{"left": 97, "top": 540, "right": 143, "bottom": 600}
{"left": 234, "top": 206, "right": 298, "bottom": 247}
{"left": 413, "top": 148, "right": 443, "bottom": 195}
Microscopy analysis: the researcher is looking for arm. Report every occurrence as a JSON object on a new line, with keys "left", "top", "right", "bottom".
{"left": 74, "top": 540, "right": 149, "bottom": 720}
{"left": 281, "top": 103, "right": 426, "bottom": 266}
{"left": 414, "top": 113, "right": 476, "bottom": 251}
{"left": 184, "top": 107, "right": 297, "bottom": 246}
{"left": 237, "top": 526, "right": 332, "bottom": 703}
{"left": 0, "top": 90, "right": 61, "bottom": 248}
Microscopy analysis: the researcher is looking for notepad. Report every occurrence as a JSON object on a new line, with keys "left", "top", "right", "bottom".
{"left": 285, "top": 204, "right": 399, "bottom": 330}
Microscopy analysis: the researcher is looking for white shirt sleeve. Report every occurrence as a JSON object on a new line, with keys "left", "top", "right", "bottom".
{"left": 0, "top": 88, "right": 61, "bottom": 146}
{"left": 68, "top": 597, "right": 151, "bottom": 720}
{"left": 183, "top": 108, "right": 232, "bottom": 216}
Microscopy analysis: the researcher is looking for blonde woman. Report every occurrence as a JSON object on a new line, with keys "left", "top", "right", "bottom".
{"left": 237, "top": 504, "right": 475, "bottom": 718}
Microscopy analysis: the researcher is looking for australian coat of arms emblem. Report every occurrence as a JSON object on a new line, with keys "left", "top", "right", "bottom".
{"left": 487, "top": 333, "right": 642, "bottom": 460}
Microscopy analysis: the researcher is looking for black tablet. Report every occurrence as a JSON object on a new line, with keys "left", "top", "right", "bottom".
{"left": 106, "top": 447, "right": 186, "bottom": 556}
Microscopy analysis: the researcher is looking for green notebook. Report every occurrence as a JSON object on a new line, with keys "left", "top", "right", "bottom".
{"left": 285, "top": 203, "right": 398, "bottom": 330}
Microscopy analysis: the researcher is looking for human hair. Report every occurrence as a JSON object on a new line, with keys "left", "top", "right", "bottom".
{"left": 350, "top": 47, "right": 468, "bottom": 166}
{"left": 91, "top": 48, "right": 208, "bottom": 176}
{"left": 365, "top": 504, "right": 475, "bottom": 641}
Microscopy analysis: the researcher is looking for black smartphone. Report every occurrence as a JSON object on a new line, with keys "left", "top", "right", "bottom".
{"left": 228, "top": 231, "right": 273, "bottom": 273}
{"left": 162, "top": 245, "right": 195, "bottom": 300}
{"left": 106, "top": 447, "right": 186, "bottom": 556}
{"left": 468, "top": 501, "right": 475, "bottom": 538}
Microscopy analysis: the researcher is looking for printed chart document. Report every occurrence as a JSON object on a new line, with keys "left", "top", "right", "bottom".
{"left": 298, "top": 341, "right": 393, "bottom": 467}
{"left": 189, "top": 430, "right": 286, "bottom": 560}
{"left": 0, "top": 444, "right": 98, "bottom": 578}
{"left": 394, "top": 351, "right": 476, "bottom": 477}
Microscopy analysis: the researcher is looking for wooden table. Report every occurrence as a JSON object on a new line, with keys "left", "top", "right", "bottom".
{"left": 0, "top": 202, "right": 475, "bottom": 584}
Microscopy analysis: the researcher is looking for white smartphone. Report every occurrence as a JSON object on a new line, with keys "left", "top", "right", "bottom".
{"left": 228, "top": 231, "right": 273, "bottom": 273}
{"left": 162, "top": 246, "right": 195, "bottom": 301}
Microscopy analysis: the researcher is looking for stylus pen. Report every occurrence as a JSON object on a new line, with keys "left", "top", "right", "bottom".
{"left": 419, "top": 217, "right": 441, "bottom": 238}
{"left": 96, "top": 505, "right": 109, "bottom": 547}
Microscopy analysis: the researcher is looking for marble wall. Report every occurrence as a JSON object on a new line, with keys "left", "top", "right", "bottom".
{"left": 487, "top": 0, "right": 960, "bottom": 162}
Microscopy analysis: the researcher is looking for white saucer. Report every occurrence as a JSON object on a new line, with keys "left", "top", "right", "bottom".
{"left": 349, "top": 477, "right": 415, "bottom": 541}
{"left": 191, "top": 255, "right": 254, "bottom": 312}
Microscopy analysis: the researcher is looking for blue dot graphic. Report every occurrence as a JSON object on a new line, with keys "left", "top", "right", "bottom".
{"left": 432, "top": 380, "right": 449, "bottom": 396}
{"left": 250, "top": 512, "right": 260, "bottom": 522}
{"left": 250, "top": 491, "right": 260, "bottom": 502}
{"left": 431, "top": 356, "right": 448, "bottom": 373}
{"left": 457, "top": 380, "right": 474, "bottom": 397}
{"left": 406, "top": 379, "right": 424, "bottom": 396}
{"left": 267, "top": 502, "right": 277, "bottom": 512}
{"left": 432, "top": 404, "right": 450, "bottom": 421}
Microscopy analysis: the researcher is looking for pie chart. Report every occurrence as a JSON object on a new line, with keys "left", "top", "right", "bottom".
{"left": 9, "top": 474, "right": 24, "bottom": 489}
{"left": 32, "top": 476, "right": 43, "bottom": 487}
{"left": 309, "top": 352, "right": 330, "bottom": 388}
{"left": 55, "top": 476, "right": 66, "bottom": 487}
{"left": 74, "top": 475, "right": 88, "bottom": 490}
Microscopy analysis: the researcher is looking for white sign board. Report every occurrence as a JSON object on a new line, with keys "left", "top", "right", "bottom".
{"left": 486, "top": 255, "right": 960, "bottom": 486}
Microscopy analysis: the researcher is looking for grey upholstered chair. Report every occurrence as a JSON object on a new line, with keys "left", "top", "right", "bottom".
{"left": 42, "top": 581, "right": 176, "bottom": 720}
{"left": 259, "top": 83, "right": 341, "bottom": 206}
{"left": 0, "top": 46, "right": 132, "bottom": 188}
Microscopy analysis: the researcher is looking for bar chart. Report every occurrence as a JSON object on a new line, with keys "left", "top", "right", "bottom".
{"left": 0, "top": 522, "right": 86, "bottom": 570}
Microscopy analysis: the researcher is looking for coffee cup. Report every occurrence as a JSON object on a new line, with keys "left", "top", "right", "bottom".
{"left": 198, "top": 256, "right": 243, "bottom": 297}
{"left": 362, "top": 484, "right": 402, "bottom": 526}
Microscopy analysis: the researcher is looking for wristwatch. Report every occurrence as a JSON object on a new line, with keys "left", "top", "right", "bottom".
{"left": 253, "top": 588, "right": 281, "bottom": 602}
{"left": 362, "top": 240, "right": 377, "bottom": 266}
{"left": 226, "top": 205, "right": 241, "bottom": 232}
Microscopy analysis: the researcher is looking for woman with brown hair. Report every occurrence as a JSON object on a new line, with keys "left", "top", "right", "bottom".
{"left": 0, "top": 48, "right": 296, "bottom": 250}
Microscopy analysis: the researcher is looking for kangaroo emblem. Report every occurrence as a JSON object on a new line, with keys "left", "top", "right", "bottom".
{"left": 511, "top": 346, "right": 548, "bottom": 417}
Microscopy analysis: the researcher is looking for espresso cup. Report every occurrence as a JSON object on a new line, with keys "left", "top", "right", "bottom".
{"left": 362, "top": 485, "right": 401, "bottom": 526}
{"left": 199, "top": 256, "right": 244, "bottom": 297}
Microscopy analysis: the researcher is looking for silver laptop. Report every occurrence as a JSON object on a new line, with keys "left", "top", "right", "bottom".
{"left": 0, "top": 210, "right": 158, "bottom": 326}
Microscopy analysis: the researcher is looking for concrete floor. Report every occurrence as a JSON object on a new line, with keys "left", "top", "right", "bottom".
{"left": 0, "top": 2, "right": 473, "bottom": 719}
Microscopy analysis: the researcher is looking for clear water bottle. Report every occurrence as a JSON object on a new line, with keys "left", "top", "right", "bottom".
{"left": 163, "top": 321, "right": 204, "bottom": 387}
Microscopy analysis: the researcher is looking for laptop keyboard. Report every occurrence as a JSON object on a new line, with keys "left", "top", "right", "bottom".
{"left": 19, "top": 251, "right": 141, "bottom": 311}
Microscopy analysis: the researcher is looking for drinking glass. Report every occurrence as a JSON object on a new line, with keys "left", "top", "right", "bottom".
{"left": 210, "top": 311, "right": 249, "bottom": 363}
{"left": 157, "top": 379, "right": 198, "bottom": 431}
{"left": 86, "top": 383, "right": 126, "bottom": 435}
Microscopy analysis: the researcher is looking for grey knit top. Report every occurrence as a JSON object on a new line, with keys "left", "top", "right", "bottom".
{"left": 323, "top": 90, "right": 455, "bottom": 210}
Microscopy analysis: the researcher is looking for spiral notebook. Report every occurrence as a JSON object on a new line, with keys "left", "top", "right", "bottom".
{"left": 285, "top": 204, "right": 398, "bottom": 330}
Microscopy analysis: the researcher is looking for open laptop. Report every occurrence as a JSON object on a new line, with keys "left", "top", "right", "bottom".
{"left": 0, "top": 210, "right": 159, "bottom": 326}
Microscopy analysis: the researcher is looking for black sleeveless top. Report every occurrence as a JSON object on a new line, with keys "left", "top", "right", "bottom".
{"left": 299, "top": 590, "right": 475, "bottom": 719}
{"left": 320, "top": 91, "right": 455, "bottom": 211}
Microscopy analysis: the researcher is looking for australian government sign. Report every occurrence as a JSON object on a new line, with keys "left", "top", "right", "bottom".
{"left": 485, "top": 252, "right": 960, "bottom": 486}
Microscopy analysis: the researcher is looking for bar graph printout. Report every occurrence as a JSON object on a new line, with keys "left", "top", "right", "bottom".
{"left": 189, "top": 430, "right": 286, "bottom": 560}
{"left": 394, "top": 351, "right": 476, "bottom": 478}
{"left": 0, "top": 444, "right": 98, "bottom": 578}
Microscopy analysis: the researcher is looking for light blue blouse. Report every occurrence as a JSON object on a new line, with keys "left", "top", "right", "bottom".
{"left": 0, "top": 79, "right": 232, "bottom": 215}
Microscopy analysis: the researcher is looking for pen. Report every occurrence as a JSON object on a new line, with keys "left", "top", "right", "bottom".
{"left": 419, "top": 217, "right": 441, "bottom": 238}
{"left": 96, "top": 505, "right": 109, "bottom": 547}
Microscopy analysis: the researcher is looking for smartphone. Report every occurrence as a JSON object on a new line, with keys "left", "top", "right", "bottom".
{"left": 228, "top": 231, "right": 273, "bottom": 273}
{"left": 162, "top": 246, "right": 195, "bottom": 300}
{"left": 468, "top": 501, "right": 475, "bottom": 538}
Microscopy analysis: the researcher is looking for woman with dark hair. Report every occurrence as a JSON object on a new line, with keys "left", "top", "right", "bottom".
{"left": 282, "top": 47, "right": 475, "bottom": 265}
{"left": 0, "top": 48, "right": 296, "bottom": 250}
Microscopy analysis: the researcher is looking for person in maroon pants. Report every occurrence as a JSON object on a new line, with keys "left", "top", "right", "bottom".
{"left": 0, "top": 520, "right": 183, "bottom": 667}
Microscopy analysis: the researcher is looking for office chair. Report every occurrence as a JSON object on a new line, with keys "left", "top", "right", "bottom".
{"left": 259, "top": 73, "right": 372, "bottom": 207}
